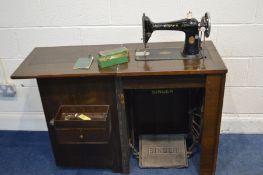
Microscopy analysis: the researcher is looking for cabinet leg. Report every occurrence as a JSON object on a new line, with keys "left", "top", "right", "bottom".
{"left": 115, "top": 77, "right": 130, "bottom": 173}
{"left": 200, "top": 75, "right": 226, "bottom": 175}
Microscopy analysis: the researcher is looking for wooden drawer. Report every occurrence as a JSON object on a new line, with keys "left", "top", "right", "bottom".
{"left": 56, "top": 128, "right": 109, "bottom": 144}
{"left": 53, "top": 105, "right": 111, "bottom": 144}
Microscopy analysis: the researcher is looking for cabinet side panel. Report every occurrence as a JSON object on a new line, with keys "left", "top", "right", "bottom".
{"left": 200, "top": 74, "right": 226, "bottom": 175}
{"left": 37, "top": 77, "right": 122, "bottom": 170}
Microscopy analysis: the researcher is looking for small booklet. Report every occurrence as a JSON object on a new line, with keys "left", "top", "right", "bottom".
{"left": 73, "top": 55, "right": 94, "bottom": 69}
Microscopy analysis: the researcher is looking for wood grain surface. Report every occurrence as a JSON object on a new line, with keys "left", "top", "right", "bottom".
{"left": 11, "top": 41, "right": 227, "bottom": 175}
{"left": 11, "top": 41, "right": 227, "bottom": 79}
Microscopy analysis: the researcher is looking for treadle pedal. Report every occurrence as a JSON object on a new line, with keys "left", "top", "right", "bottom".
{"left": 139, "top": 134, "right": 188, "bottom": 168}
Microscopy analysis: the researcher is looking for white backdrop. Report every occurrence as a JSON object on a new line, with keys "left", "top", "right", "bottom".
{"left": 0, "top": 0, "right": 263, "bottom": 132}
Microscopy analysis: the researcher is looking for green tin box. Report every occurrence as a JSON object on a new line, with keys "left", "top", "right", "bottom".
{"left": 97, "top": 47, "right": 129, "bottom": 68}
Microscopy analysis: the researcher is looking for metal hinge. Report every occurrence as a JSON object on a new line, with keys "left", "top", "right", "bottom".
{"left": 49, "top": 118, "right": 54, "bottom": 126}
{"left": 120, "top": 93, "right": 125, "bottom": 105}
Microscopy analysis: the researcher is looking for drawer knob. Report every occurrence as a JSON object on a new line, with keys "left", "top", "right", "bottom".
{"left": 79, "top": 134, "right": 84, "bottom": 139}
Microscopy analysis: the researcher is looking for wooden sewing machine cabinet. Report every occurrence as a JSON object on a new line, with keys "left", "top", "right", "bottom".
{"left": 12, "top": 41, "right": 227, "bottom": 175}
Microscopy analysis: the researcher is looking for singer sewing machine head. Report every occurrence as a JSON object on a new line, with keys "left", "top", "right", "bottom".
{"left": 139, "top": 12, "right": 211, "bottom": 59}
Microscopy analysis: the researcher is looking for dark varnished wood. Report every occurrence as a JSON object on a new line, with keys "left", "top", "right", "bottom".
{"left": 115, "top": 77, "right": 130, "bottom": 173}
{"left": 119, "top": 42, "right": 226, "bottom": 76}
{"left": 121, "top": 75, "right": 205, "bottom": 89}
{"left": 11, "top": 41, "right": 227, "bottom": 175}
{"left": 11, "top": 41, "right": 226, "bottom": 79}
{"left": 200, "top": 75, "right": 226, "bottom": 175}
{"left": 55, "top": 128, "right": 109, "bottom": 144}
{"left": 37, "top": 77, "right": 123, "bottom": 171}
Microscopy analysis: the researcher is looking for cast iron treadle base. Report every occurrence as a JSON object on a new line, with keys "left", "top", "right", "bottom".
{"left": 139, "top": 134, "right": 188, "bottom": 168}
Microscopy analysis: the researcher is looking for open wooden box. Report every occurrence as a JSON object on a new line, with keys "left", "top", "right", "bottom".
{"left": 53, "top": 105, "right": 111, "bottom": 144}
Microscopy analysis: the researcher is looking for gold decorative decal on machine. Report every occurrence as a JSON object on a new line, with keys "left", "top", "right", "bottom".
{"left": 188, "top": 36, "right": 195, "bottom": 44}
{"left": 151, "top": 89, "right": 174, "bottom": 95}
{"left": 141, "top": 12, "right": 211, "bottom": 57}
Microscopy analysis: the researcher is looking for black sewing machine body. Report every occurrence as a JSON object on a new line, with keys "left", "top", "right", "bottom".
{"left": 139, "top": 12, "right": 211, "bottom": 60}
{"left": 144, "top": 16, "right": 200, "bottom": 56}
